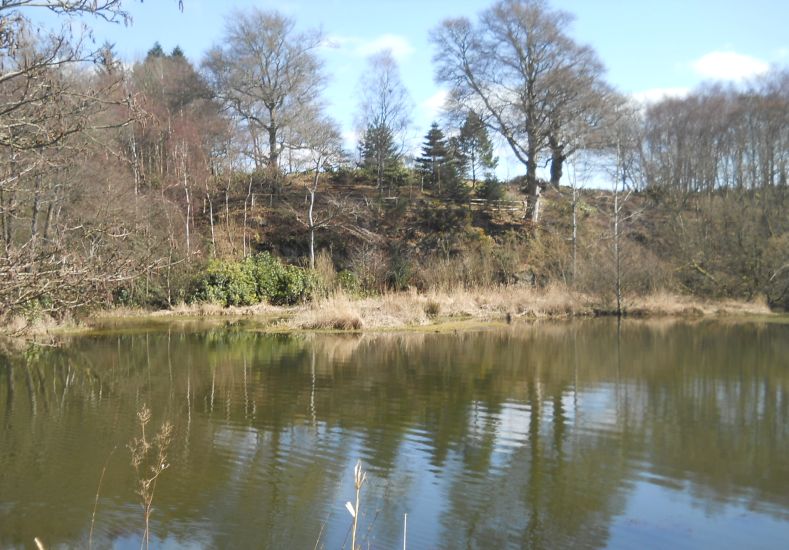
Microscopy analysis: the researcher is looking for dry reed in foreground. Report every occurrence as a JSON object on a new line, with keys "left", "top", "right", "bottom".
{"left": 345, "top": 460, "right": 366, "bottom": 550}
{"left": 128, "top": 404, "right": 173, "bottom": 550}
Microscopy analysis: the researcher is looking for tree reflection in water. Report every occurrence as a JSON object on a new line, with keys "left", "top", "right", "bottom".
{"left": 0, "top": 319, "right": 787, "bottom": 549}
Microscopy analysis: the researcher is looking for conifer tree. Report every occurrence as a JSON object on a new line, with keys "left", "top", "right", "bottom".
{"left": 360, "top": 123, "right": 400, "bottom": 190}
{"left": 147, "top": 41, "right": 165, "bottom": 59}
{"left": 417, "top": 122, "right": 451, "bottom": 193}
{"left": 456, "top": 111, "right": 498, "bottom": 187}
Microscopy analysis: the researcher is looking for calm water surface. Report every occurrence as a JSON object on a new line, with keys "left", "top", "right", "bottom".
{"left": 1, "top": 320, "right": 788, "bottom": 549}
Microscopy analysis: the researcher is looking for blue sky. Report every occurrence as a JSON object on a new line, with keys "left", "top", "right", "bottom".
{"left": 35, "top": 0, "right": 789, "bottom": 176}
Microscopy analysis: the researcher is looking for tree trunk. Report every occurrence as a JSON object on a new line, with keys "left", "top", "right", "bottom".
{"left": 207, "top": 191, "right": 215, "bottom": 256}
{"left": 267, "top": 110, "right": 279, "bottom": 171}
{"left": 549, "top": 136, "right": 565, "bottom": 187}
{"left": 308, "top": 169, "right": 319, "bottom": 270}
{"left": 243, "top": 176, "right": 252, "bottom": 257}
{"left": 470, "top": 149, "right": 477, "bottom": 187}
{"left": 614, "top": 187, "right": 622, "bottom": 316}
{"left": 2, "top": 188, "right": 16, "bottom": 251}
{"left": 181, "top": 148, "right": 191, "bottom": 260}
{"left": 130, "top": 131, "right": 140, "bottom": 196}
{"left": 526, "top": 142, "right": 541, "bottom": 223}
{"left": 571, "top": 184, "right": 577, "bottom": 285}
{"left": 30, "top": 175, "right": 42, "bottom": 254}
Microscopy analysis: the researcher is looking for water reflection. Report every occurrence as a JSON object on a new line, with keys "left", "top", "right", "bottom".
{"left": 0, "top": 320, "right": 788, "bottom": 549}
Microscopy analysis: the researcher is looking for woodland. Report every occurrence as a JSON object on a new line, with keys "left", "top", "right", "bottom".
{"left": 1, "top": 0, "right": 787, "bottom": 327}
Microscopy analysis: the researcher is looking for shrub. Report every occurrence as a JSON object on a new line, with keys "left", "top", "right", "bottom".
{"left": 248, "top": 252, "right": 284, "bottom": 301}
{"left": 270, "top": 264, "right": 317, "bottom": 305}
{"left": 191, "top": 259, "right": 258, "bottom": 306}
{"left": 424, "top": 300, "right": 441, "bottom": 317}
{"left": 313, "top": 250, "right": 337, "bottom": 296}
{"left": 190, "top": 252, "right": 317, "bottom": 307}
{"left": 478, "top": 176, "right": 505, "bottom": 201}
{"left": 337, "top": 270, "right": 363, "bottom": 295}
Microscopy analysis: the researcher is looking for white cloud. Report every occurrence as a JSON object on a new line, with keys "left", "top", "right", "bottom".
{"left": 419, "top": 89, "right": 449, "bottom": 120}
{"left": 692, "top": 51, "right": 769, "bottom": 81}
{"left": 324, "top": 33, "right": 414, "bottom": 61}
{"left": 356, "top": 34, "right": 414, "bottom": 60}
{"left": 631, "top": 87, "right": 690, "bottom": 104}
{"left": 342, "top": 129, "right": 359, "bottom": 150}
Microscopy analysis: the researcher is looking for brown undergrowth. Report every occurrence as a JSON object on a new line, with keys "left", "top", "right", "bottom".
{"left": 1, "top": 287, "right": 774, "bottom": 337}
{"left": 288, "top": 286, "right": 771, "bottom": 331}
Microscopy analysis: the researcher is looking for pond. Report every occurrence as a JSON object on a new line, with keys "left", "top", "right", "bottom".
{"left": 1, "top": 319, "right": 788, "bottom": 549}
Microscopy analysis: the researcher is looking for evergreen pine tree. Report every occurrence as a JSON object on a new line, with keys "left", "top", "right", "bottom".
{"left": 359, "top": 123, "right": 400, "bottom": 191}
{"left": 146, "top": 41, "right": 165, "bottom": 59}
{"left": 417, "top": 122, "right": 451, "bottom": 193}
{"left": 456, "top": 111, "right": 498, "bottom": 186}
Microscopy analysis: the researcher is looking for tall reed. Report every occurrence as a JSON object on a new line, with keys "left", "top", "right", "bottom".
{"left": 128, "top": 404, "right": 173, "bottom": 550}
{"left": 345, "top": 460, "right": 367, "bottom": 550}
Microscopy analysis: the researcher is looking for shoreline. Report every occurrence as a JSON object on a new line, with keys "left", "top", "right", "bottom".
{"left": 5, "top": 288, "right": 783, "bottom": 339}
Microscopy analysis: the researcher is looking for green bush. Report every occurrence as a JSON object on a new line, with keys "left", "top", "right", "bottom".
{"left": 337, "top": 270, "right": 362, "bottom": 295}
{"left": 190, "top": 252, "right": 316, "bottom": 307}
{"left": 191, "top": 259, "right": 258, "bottom": 306}
{"left": 248, "top": 252, "right": 282, "bottom": 301}
{"left": 271, "top": 264, "right": 317, "bottom": 305}
{"left": 478, "top": 176, "right": 505, "bottom": 201}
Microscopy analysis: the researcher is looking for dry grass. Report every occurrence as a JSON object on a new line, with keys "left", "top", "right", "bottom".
{"left": 1, "top": 312, "right": 77, "bottom": 336}
{"left": 104, "top": 301, "right": 280, "bottom": 318}
{"left": 290, "top": 284, "right": 591, "bottom": 331}
{"left": 295, "top": 295, "right": 364, "bottom": 330}
{"left": 2, "top": 287, "right": 775, "bottom": 338}
{"left": 623, "top": 291, "right": 770, "bottom": 317}
{"left": 288, "top": 286, "right": 773, "bottom": 331}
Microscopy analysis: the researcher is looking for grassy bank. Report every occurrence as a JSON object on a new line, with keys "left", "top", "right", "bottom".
{"left": 3, "top": 285, "right": 778, "bottom": 339}
{"left": 287, "top": 287, "right": 772, "bottom": 331}
{"left": 7, "top": 286, "right": 764, "bottom": 338}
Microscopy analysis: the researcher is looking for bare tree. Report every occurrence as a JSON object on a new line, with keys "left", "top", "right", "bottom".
{"left": 203, "top": 9, "right": 325, "bottom": 178}
{"left": 0, "top": 1, "right": 188, "bottom": 318}
{"left": 431, "top": 0, "right": 613, "bottom": 223}
{"left": 289, "top": 117, "right": 347, "bottom": 269}
{"left": 605, "top": 104, "right": 643, "bottom": 315}
{"left": 356, "top": 50, "right": 412, "bottom": 189}
{"left": 640, "top": 71, "right": 789, "bottom": 307}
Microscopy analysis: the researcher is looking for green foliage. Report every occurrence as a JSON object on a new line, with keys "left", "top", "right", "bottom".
{"left": 419, "top": 202, "right": 471, "bottom": 235}
{"left": 328, "top": 164, "right": 359, "bottom": 186}
{"left": 270, "top": 264, "right": 318, "bottom": 306}
{"left": 477, "top": 176, "right": 505, "bottom": 201}
{"left": 113, "top": 287, "right": 134, "bottom": 307}
{"left": 443, "top": 169, "right": 469, "bottom": 201}
{"left": 359, "top": 122, "right": 401, "bottom": 187}
{"left": 190, "top": 253, "right": 316, "bottom": 307}
{"left": 386, "top": 244, "right": 414, "bottom": 290}
{"left": 146, "top": 41, "right": 165, "bottom": 59}
{"left": 191, "top": 259, "right": 258, "bottom": 306}
{"left": 337, "top": 270, "right": 363, "bottom": 295}
{"left": 417, "top": 122, "right": 450, "bottom": 189}
{"left": 455, "top": 111, "right": 498, "bottom": 184}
